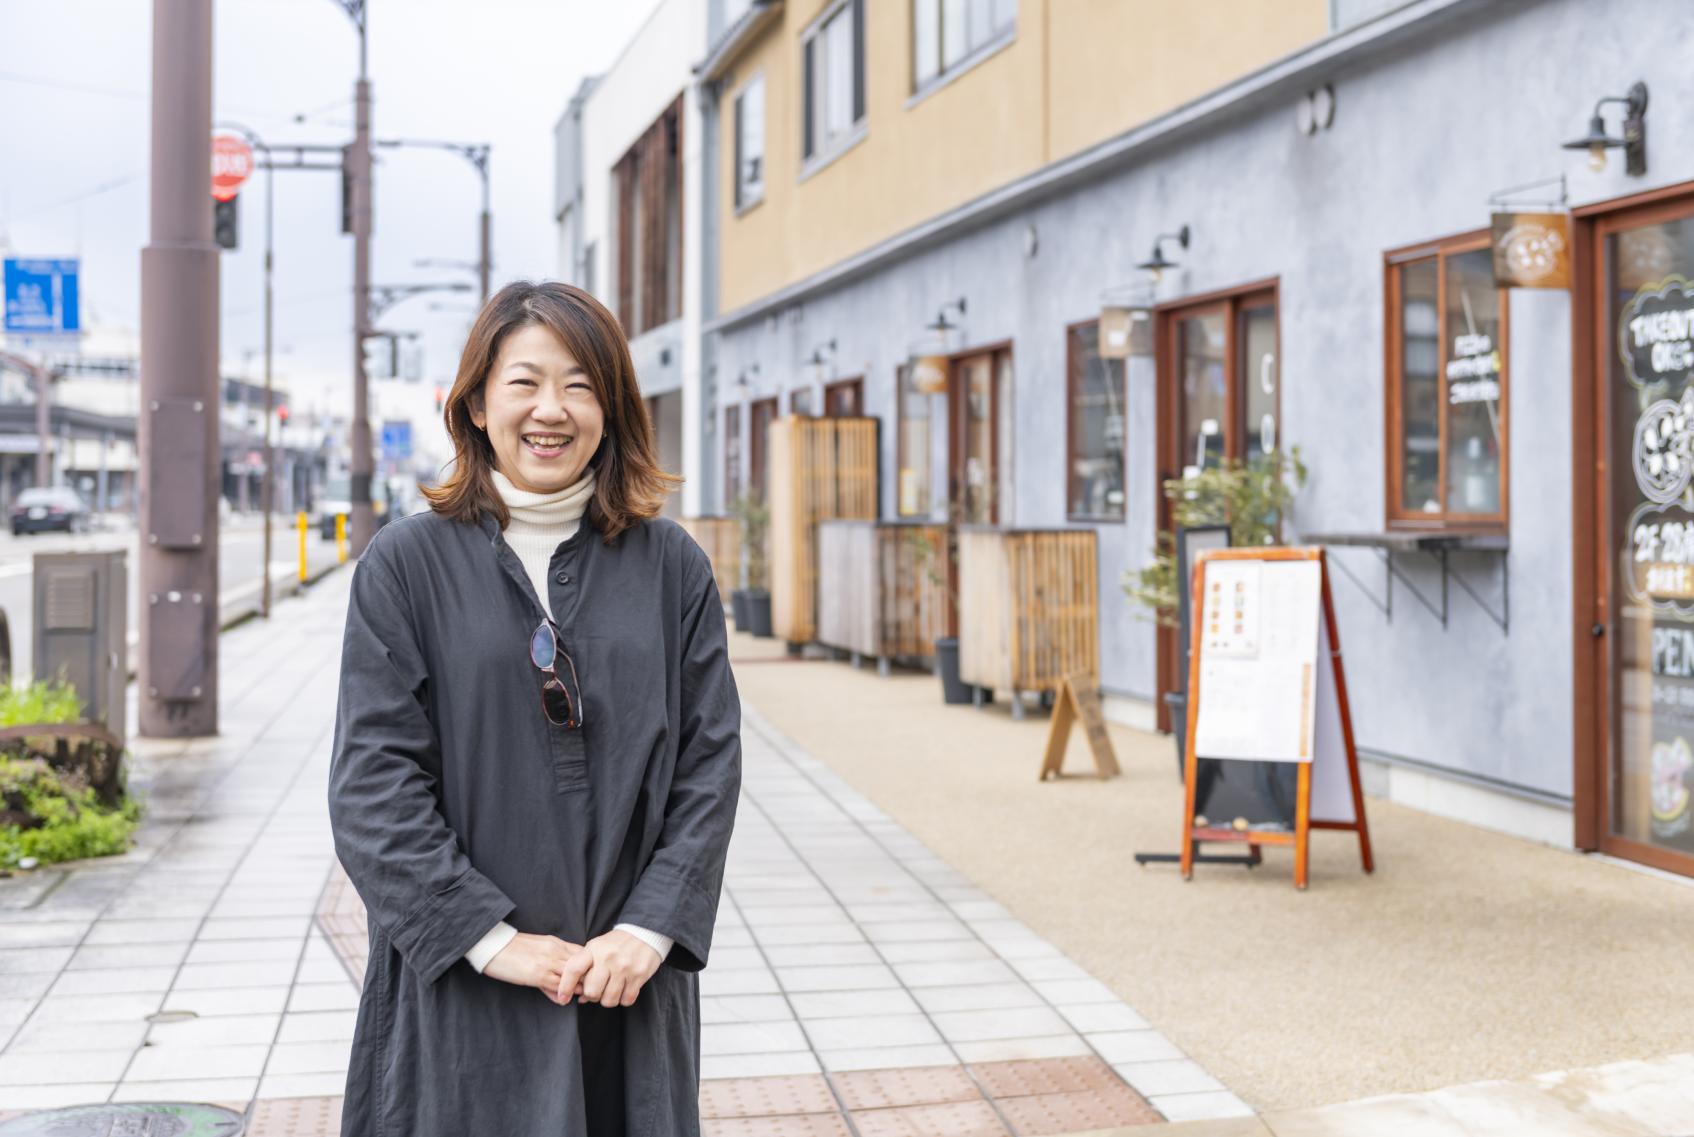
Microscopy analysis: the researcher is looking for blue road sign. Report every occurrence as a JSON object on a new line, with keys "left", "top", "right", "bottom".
{"left": 3, "top": 258, "right": 80, "bottom": 336}
{"left": 380, "top": 420, "right": 413, "bottom": 461}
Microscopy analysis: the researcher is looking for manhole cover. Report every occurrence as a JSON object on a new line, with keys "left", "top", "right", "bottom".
{"left": 0, "top": 1103, "right": 244, "bottom": 1136}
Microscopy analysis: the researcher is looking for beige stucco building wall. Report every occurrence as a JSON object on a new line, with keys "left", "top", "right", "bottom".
{"left": 715, "top": 0, "right": 1328, "bottom": 315}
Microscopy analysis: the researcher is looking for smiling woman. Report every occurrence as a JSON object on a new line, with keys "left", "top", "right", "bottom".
{"left": 423, "top": 280, "right": 678, "bottom": 536}
{"left": 331, "top": 280, "right": 739, "bottom": 1136}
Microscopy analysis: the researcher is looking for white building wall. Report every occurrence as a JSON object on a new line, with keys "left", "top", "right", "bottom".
{"left": 575, "top": 0, "right": 709, "bottom": 513}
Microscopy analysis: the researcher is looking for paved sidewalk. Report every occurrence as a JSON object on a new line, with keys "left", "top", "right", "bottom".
{"left": 0, "top": 562, "right": 1238, "bottom": 1133}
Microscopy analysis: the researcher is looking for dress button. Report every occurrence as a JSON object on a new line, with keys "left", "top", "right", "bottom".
{"left": 555, "top": 572, "right": 571, "bottom": 585}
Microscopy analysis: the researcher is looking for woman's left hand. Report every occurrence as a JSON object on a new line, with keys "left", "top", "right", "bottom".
{"left": 553, "top": 929, "right": 662, "bottom": 1008}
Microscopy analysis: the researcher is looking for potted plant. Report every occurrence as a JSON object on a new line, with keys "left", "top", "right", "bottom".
{"left": 729, "top": 490, "right": 773, "bottom": 638}
{"left": 1124, "top": 449, "right": 1307, "bottom": 731}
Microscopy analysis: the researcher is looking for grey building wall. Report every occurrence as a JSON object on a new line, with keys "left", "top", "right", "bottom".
{"left": 553, "top": 76, "right": 597, "bottom": 284}
{"left": 709, "top": 0, "right": 1694, "bottom": 802}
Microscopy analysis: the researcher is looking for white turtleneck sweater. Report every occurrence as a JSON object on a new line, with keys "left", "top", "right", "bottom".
{"left": 463, "top": 468, "right": 675, "bottom": 974}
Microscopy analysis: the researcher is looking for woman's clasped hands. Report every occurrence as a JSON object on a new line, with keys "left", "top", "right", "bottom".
{"left": 483, "top": 930, "right": 662, "bottom": 1008}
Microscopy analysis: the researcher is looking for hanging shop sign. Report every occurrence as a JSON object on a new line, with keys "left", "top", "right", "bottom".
{"left": 1490, "top": 211, "right": 1571, "bottom": 289}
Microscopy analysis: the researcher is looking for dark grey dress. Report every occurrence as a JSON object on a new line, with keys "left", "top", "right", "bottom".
{"left": 327, "top": 507, "right": 741, "bottom": 1136}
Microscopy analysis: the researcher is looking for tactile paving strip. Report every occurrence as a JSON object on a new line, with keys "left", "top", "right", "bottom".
{"left": 315, "top": 864, "right": 369, "bottom": 987}
{"left": 700, "top": 1075, "right": 839, "bottom": 1119}
{"left": 702, "top": 1113, "right": 854, "bottom": 1137}
{"left": 244, "top": 1094, "right": 344, "bottom": 1137}
{"left": 993, "top": 1086, "right": 1162, "bottom": 1134}
{"left": 831, "top": 1065, "right": 981, "bottom": 1111}
{"left": 968, "top": 1055, "right": 1129, "bottom": 1100}
{"left": 849, "top": 1099, "right": 1011, "bottom": 1137}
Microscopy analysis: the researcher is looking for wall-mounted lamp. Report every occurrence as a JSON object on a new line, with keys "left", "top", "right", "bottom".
{"left": 1562, "top": 81, "right": 1648, "bottom": 176}
{"left": 908, "top": 298, "right": 966, "bottom": 394}
{"left": 803, "top": 338, "right": 837, "bottom": 387}
{"left": 1135, "top": 226, "right": 1189, "bottom": 283}
{"left": 734, "top": 363, "right": 760, "bottom": 393}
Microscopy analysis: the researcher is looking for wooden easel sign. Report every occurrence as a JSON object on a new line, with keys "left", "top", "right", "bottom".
{"left": 1179, "top": 547, "right": 1374, "bottom": 889}
{"left": 1040, "top": 671, "right": 1122, "bottom": 780}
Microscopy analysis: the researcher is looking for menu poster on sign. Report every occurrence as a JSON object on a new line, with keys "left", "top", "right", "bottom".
{"left": 1192, "top": 560, "right": 1322, "bottom": 762}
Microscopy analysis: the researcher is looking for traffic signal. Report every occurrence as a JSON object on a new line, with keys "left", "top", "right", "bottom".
{"left": 213, "top": 195, "right": 239, "bottom": 250}
{"left": 433, "top": 386, "right": 445, "bottom": 415}
{"left": 362, "top": 335, "right": 396, "bottom": 379}
{"left": 277, "top": 405, "right": 289, "bottom": 425}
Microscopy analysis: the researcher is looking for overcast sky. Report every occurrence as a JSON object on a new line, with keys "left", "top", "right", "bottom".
{"left": 0, "top": 0, "right": 659, "bottom": 419}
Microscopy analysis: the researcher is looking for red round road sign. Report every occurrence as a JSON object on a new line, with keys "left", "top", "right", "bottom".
{"left": 211, "top": 135, "right": 254, "bottom": 202}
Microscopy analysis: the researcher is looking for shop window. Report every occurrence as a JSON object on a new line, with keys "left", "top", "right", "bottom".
{"left": 802, "top": 0, "right": 865, "bottom": 166}
{"left": 897, "top": 364, "right": 933, "bottom": 516}
{"left": 1387, "top": 235, "right": 1508, "bottom": 525}
{"left": 1066, "top": 320, "right": 1126, "bottom": 520}
{"left": 723, "top": 404, "right": 742, "bottom": 506}
{"left": 733, "top": 75, "right": 765, "bottom": 210}
{"left": 913, "top": 0, "right": 1017, "bottom": 92}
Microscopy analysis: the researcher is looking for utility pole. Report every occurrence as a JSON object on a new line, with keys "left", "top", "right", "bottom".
{"left": 139, "top": 0, "right": 219, "bottom": 736}
{"left": 336, "top": 0, "right": 377, "bottom": 557}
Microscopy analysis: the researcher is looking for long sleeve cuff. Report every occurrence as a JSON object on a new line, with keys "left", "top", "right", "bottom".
{"left": 614, "top": 922, "right": 674, "bottom": 963}
{"left": 465, "top": 920, "right": 519, "bottom": 974}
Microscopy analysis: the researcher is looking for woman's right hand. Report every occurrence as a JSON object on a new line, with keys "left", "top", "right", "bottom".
{"left": 482, "top": 933, "right": 585, "bottom": 1000}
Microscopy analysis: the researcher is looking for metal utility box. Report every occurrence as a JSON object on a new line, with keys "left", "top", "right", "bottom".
{"left": 33, "top": 550, "right": 128, "bottom": 748}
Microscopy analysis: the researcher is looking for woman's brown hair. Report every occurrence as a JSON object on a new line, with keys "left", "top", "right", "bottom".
{"left": 422, "top": 281, "right": 679, "bottom": 541}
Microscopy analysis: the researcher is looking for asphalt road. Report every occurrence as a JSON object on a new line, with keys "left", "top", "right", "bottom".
{"left": 0, "top": 513, "right": 347, "bottom": 684}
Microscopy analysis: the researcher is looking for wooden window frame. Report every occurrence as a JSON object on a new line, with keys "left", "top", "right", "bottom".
{"left": 1065, "top": 317, "right": 1127, "bottom": 523}
{"left": 1384, "top": 229, "right": 1511, "bottom": 531}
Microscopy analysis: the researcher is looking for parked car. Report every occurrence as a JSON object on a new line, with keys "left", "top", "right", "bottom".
{"left": 10, "top": 487, "right": 92, "bottom": 536}
{"left": 317, "top": 477, "right": 352, "bottom": 540}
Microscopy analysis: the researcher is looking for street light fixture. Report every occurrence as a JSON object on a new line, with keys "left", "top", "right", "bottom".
{"left": 1562, "top": 81, "right": 1648, "bottom": 176}
{"left": 380, "top": 138, "right": 493, "bottom": 302}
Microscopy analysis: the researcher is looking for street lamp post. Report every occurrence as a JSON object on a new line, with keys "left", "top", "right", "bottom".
{"left": 378, "top": 139, "right": 492, "bottom": 302}
{"left": 219, "top": 121, "right": 281, "bottom": 617}
{"left": 330, "top": 0, "right": 377, "bottom": 556}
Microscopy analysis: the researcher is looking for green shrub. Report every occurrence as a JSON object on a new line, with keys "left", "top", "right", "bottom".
{"left": 1124, "top": 449, "right": 1308, "bottom": 626}
{"left": 0, "top": 677, "right": 140, "bottom": 868}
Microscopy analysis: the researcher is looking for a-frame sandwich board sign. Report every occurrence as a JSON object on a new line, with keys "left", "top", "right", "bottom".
{"left": 1179, "top": 546, "right": 1374, "bottom": 890}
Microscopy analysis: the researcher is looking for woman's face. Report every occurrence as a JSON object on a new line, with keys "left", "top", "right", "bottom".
{"left": 470, "top": 323, "right": 605, "bottom": 495}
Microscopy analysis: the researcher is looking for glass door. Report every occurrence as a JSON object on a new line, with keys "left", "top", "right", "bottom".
{"left": 1156, "top": 288, "right": 1280, "bottom": 730}
{"left": 1602, "top": 208, "right": 1694, "bottom": 874}
{"left": 950, "top": 352, "right": 999, "bottom": 525}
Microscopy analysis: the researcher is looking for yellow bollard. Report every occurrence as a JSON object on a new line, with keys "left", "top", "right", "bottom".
{"left": 336, "top": 513, "right": 347, "bottom": 564}
{"left": 297, "top": 512, "right": 308, "bottom": 583}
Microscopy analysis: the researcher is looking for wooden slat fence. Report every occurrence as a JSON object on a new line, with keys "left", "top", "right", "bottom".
{"left": 679, "top": 516, "right": 740, "bottom": 604}
{"left": 816, "top": 521, "right": 948, "bottom": 667}
{"left": 958, "top": 528, "right": 1099, "bottom": 696}
{"left": 770, "top": 416, "right": 880, "bottom": 645}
